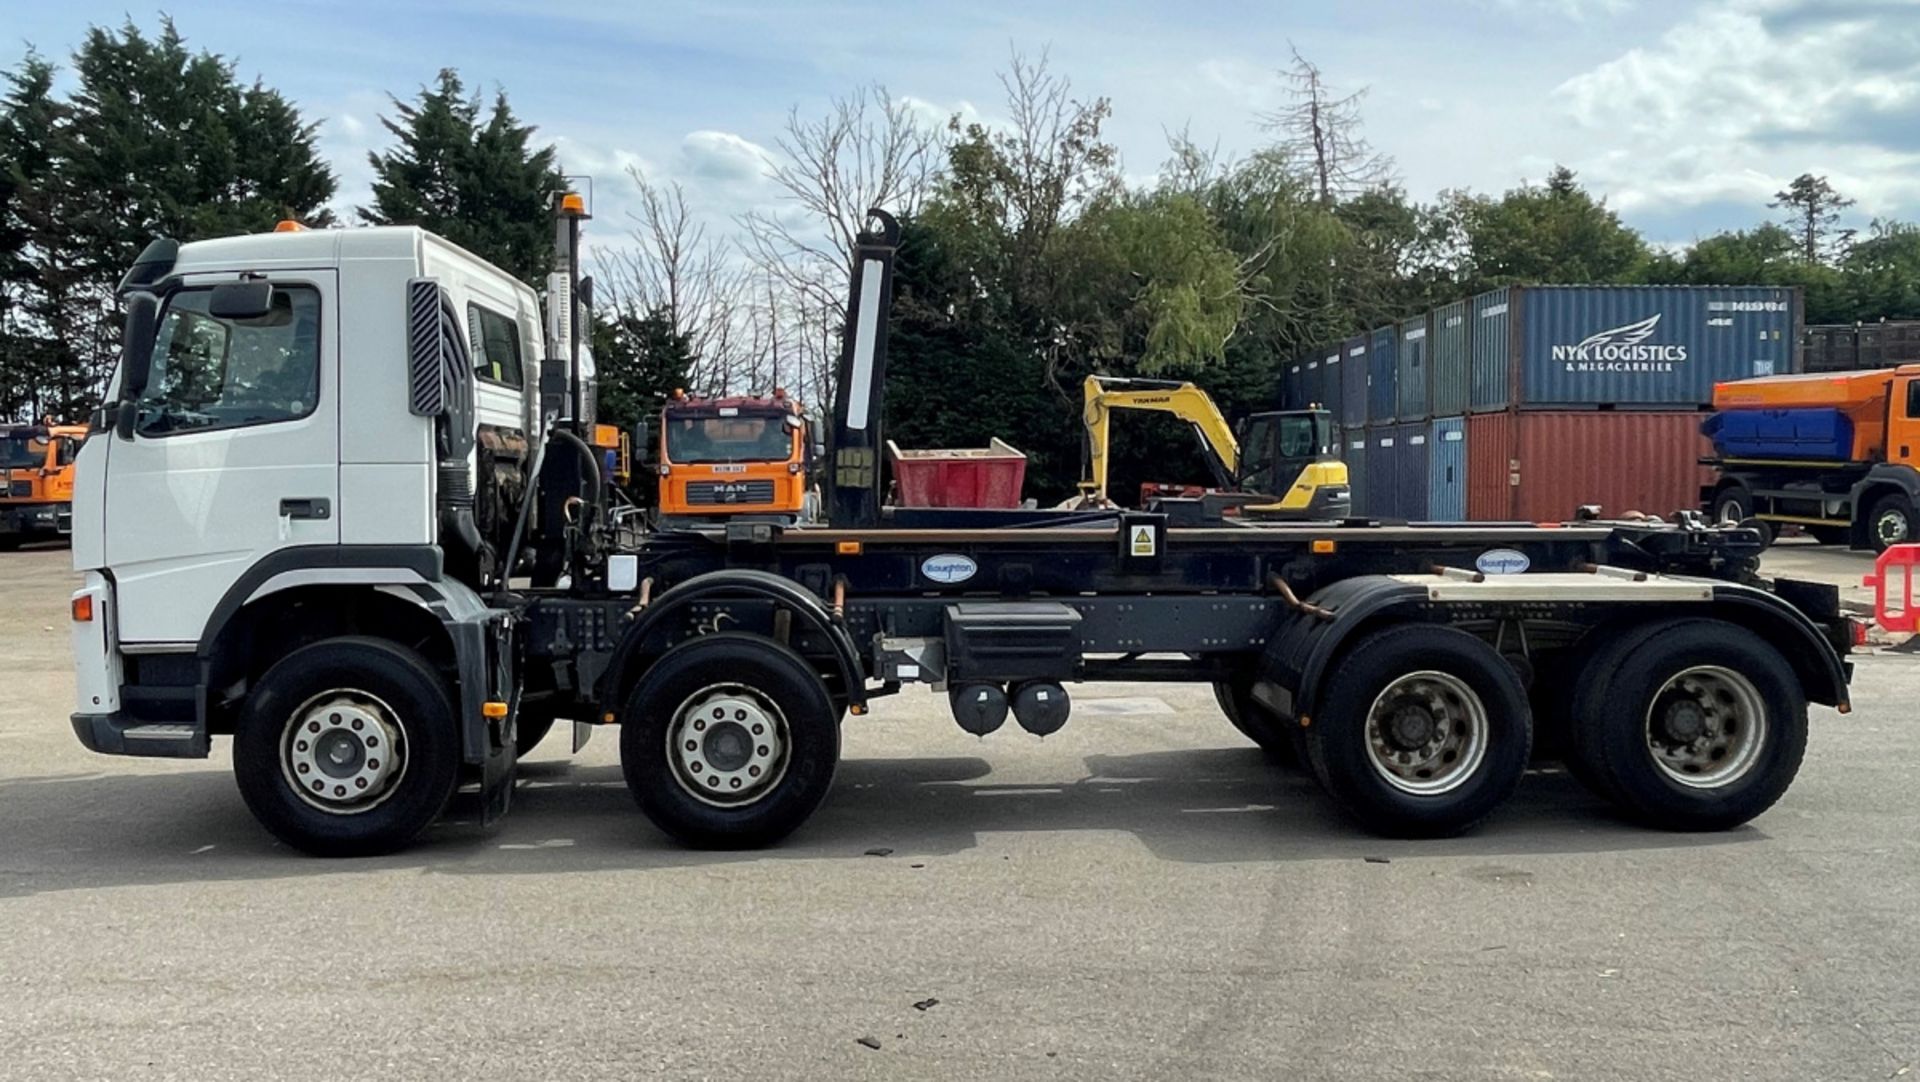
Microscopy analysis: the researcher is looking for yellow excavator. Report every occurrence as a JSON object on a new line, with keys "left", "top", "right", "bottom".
{"left": 1076, "top": 375, "right": 1350, "bottom": 520}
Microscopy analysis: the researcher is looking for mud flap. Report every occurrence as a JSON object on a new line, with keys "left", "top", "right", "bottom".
{"left": 479, "top": 610, "right": 519, "bottom": 825}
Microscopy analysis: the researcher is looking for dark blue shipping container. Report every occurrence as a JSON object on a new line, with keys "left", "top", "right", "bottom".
{"left": 1319, "top": 345, "right": 1344, "bottom": 419}
{"left": 1369, "top": 426, "right": 1399, "bottom": 519}
{"left": 1428, "top": 416, "right": 1466, "bottom": 520}
{"left": 1341, "top": 336, "right": 1368, "bottom": 428}
{"left": 1301, "top": 353, "right": 1323, "bottom": 409}
{"left": 1392, "top": 422, "right": 1429, "bottom": 520}
{"left": 1341, "top": 427, "right": 1369, "bottom": 516}
{"left": 1284, "top": 357, "right": 1305, "bottom": 410}
{"left": 1369, "top": 326, "right": 1398, "bottom": 424}
{"left": 1398, "top": 314, "right": 1430, "bottom": 421}
{"left": 1469, "top": 285, "right": 1801, "bottom": 410}
{"left": 1432, "top": 301, "right": 1470, "bottom": 417}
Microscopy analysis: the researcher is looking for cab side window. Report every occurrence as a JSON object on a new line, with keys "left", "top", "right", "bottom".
{"left": 1908, "top": 379, "right": 1920, "bottom": 418}
{"left": 469, "top": 304, "right": 523, "bottom": 388}
{"left": 136, "top": 286, "right": 321, "bottom": 437}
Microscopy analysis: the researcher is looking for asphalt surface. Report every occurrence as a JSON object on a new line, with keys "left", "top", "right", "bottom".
{"left": 3, "top": 542, "right": 1918, "bottom": 1080}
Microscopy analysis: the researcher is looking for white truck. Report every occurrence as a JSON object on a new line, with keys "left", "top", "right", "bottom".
{"left": 69, "top": 203, "right": 1855, "bottom": 856}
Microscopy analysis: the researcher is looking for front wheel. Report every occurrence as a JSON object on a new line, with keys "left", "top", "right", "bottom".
{"left": 233, "top": 637, "right": 461, "bottom": 857}
{"left": 1303, "top": 626, "right": 1532, "bottom": 838}
{"left": 1869, "top": 492, "right": 1916, "bottom": 553}
{"left": 619, "top": 633, "right": 840, "bottom": 848}
{"left": 1567, "top": 619, "right": 1806, "bottom": 831}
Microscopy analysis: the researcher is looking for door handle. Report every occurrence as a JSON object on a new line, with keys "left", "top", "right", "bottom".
{"left": 279, "top": 497, "right": 331, "bottom": 520}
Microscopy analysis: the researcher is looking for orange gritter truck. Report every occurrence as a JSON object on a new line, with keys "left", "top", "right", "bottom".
{"left": 0, "top": 421, "right": 84, "bottom": 549}
{"left": 1702, "top": 365, "right": 1920, "bottom": 550}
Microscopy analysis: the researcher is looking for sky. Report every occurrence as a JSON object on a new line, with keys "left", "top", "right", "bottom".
{"left": 7, "top": 0, "right": 1920, "bottom": 259}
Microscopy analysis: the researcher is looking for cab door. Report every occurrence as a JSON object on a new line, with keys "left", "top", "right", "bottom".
{"left": 1890, "top": 375, "right": 1920, "bottom": 466}
{"left": 102, "top": 271, "right": 339, "bottom": 644}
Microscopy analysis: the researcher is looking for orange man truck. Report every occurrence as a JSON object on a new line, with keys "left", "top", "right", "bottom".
{"left": 651, "top": 390, "right": 818, "bottom": 525}
{"left": 0, "top": 421, "right": 84, "bottom": 549}
{"left": 1702, "top": 365, "right": 1920, "bottom": 550}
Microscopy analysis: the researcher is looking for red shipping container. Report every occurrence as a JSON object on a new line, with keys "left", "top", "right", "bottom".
{"left": 1466, "top": 411, "right": 1713, "bottom": 522}
{"left": 887, "top": 438, "right": 1028, "bottom": 508}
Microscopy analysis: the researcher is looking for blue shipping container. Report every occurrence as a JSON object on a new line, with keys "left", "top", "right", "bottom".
{"left": 1394, "top": 421, "right": 1430, "bottom": 520}
{"left": 1470, "top": 285, "right": 1801, "bottom": 410}
{"left": 1369, "top": 426, "right": 1399, "bottom": 519}
{"left": 1398, "top": 314, "right": 1431, "bottom": 421}
{"left": 1341, "top": 336, "right": 1368, "bottom": 428}
{"left": 1342, "top": 427, "right": 1369, "bottom": 516}
{"left": 1282, "top": 359, "right": 1301, "bottom": 410}
{"left": 1428, "top": 416, "right": 1466, "bottom": 520}
{"left": 1369, "top": 326, "right": 1398, "bottom": 424}
{"left": 1432, "top": 301, "right": 1471, "bottom": 417}
{"left": 1320, "top": 345, "right": 1344, "bottom": 419}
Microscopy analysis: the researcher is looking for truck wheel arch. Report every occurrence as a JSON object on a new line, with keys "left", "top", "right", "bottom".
{"left": 598, "top": 569, "right": 867, "bottom": 720}
{"left": 1257, "top": 575, "right": 1433, "bottom": 725}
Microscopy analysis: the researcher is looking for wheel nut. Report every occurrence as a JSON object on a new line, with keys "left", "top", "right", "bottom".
{"left": 757, "top": 745, "right": 769, "bottom": 757}
{"left": 686, "top": 740, "right": 698, "bottom": 751}
{"left": 297, "top": 762, "right": 309, "bottom": 774}
{"left": 752, "top": 724, "right": 764, "bottom": 736}
{"left": 729, "top": 778, "right": 742, "bottom": 789}
{"left": 693, "top": 719, "right": 706, "bottom": 731}
{"left": 708, "top": 776, "right": 720, "bottom": 787}
{"left": 691, "top": 762, "right": 702, "bottom": 773}
{"left": 355, "top": 778, "right": 368, "bottom": 789}
{"left": 712, "top": 707, "right": 725, "bottom": 719}
{"left": 735, "top": 709, "right": 747, "bottom": 721}
{"left": 330, "top": 713, "right": 341, "bottom": 724}
{"left": 296, "top": 741, "right": 308, "bottom": 752}
{"left": 334, "top": 786, "right": 346, "bottom": 797}
{"left": 367, "top": 759, "right": 379, "bottom": 770}
{"left": 311, "top": 781, "right": 323, "bottom": 791}
{"left": 351, "top": 718, "right": 363, "bottom": 731}
{"left": 308, "top": 721, "right": 321, "bottom": 733}
{"left": 367, "top": 736, "right": 378, "bottom": 747}
{"left": 749, "top": 766, "right": 761, "bottom": 777}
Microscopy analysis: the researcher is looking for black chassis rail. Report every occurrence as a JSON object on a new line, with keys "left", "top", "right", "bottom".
{"left": 518, "top": 514, "right": 1851, "bottom": 720}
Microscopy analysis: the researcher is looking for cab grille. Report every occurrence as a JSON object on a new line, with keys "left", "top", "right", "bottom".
{"left": 685, "top": 480, "right": 775, "bottom": 505}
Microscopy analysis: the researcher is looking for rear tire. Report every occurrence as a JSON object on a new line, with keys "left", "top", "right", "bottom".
{"left": 1213, "top": 678, "right": 1302, "bottom": 767}
{"left": 619, "top": 633, "right": 840, "bottom": 848}
{"left": 1568, "top": 619, "right": 1806, "bottom": 831}
{"left": 1303, "top": 625, "right": 1532, "bottom": 838}
{"left": 1869, "top": 492, "right": 1915, "bottom": 553}
{"left": 233, "top": 637, "right": 461, "bottom": 857}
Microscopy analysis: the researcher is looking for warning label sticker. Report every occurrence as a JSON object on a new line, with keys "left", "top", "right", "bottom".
{"left": 1130, "top": 524, "right": 1157, "bottom": 557}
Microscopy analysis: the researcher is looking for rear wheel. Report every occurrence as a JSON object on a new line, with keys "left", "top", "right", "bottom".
{"left": 1303, "top": 625, "right": 1532, "bottom": 838}
{"left": 1868, "top": 492, "right": 1915, "bottom": 553}
{"left": 1568, "top": 619, "right": 1806, "bottom": 830}
{"left": 233, "top": 637, "right": 461, "bottom": 857}
{"left": 619, "top": 633, "right": 840, "bottom": 848}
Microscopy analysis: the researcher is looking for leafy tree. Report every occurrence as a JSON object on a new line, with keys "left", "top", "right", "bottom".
{"left": 1837, "top": 219, "right": 1920, "bottom": 321}
{"left": 1770, "top": 173, "right": 1854, "bottom": 265}
{"left": 361, "top": 69, "right": 567, "bottom": 283}
{"left": 0, "top": 19, "right": 333, "bottom": 419}
{"left": 0, "top": 52, "right": 66, "bottom": 419}
{"left": 594, "top": 309, "right": 693, "bottom": 433}
{"left": 1444, "top": 166, "right": 1649, "bottom": 291}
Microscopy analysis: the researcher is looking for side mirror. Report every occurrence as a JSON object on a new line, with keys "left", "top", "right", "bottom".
{"left": 578, "top": 276, "right": 595, "bottom": 310}
{"left": 208, "top": 280, "right": 275, "bottom": 320}
{"left": 115, "top": 293, "right": 162, "bottom": 441}
{"left": 633, "top": 419, "right": 651, "bottom": 460}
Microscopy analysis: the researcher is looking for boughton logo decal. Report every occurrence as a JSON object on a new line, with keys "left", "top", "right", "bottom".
{"left": 1552, "top": 314, "right": 1688, "bottom": 373}
{"left": 921, "top": 554, "right": 977, "bottom": 584}
{"left": 1475, "top": 549, "right": 1531, "bottom": 575}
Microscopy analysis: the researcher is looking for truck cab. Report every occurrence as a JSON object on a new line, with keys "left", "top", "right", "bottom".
{"left": 654, "top": 390, "right": 816, "bottom": 526}
{"left": 71, "top": 225, "right": 545, "bottom": 796}
{"left": 0, "top": 421, "right": 84, "bottom": 546}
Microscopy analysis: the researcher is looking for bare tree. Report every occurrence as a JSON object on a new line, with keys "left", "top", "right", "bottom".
{"left": 597, "top": 170, "right": 748, "bottom": 392}
{"left": 735, "top": 83, "right": 941, "bottom": 406}
{"left": 1261, "top": 45, "right": 1392, "bottom": 204}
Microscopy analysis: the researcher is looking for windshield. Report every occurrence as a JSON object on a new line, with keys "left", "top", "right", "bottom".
{"left": 665, "top": 414, "right": 794, "bottom": 464}
{"left": 1, "top": 433, "right": 47, "bottom": 470}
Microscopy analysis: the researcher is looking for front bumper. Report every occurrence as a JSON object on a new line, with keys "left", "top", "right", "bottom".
{"left": 0, "top": 501, "right": 69, "bottom": 539}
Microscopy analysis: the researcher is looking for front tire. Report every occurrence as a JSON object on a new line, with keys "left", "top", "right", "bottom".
{"left": 1869, "top": 492, "right": 1915, "bottom": 553}
{"left": 619, "top": 633, "right": 840, "bottom": 848}
{"left": 233, "top": 637, "right": 460, "bottom": 857}
{"left": 1303, "top": 626, "right": 1532, "bottom": 838}
{"left": 1568, "top": 619, "right": 1806, "bottom": 831}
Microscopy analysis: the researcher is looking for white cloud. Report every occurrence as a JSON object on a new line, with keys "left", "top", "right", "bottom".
{"left": 1555, "top": 0, "right": 1920, "bottom": 222}
{"left": 677, "top": 130, "right": 774, "bottom": 184}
